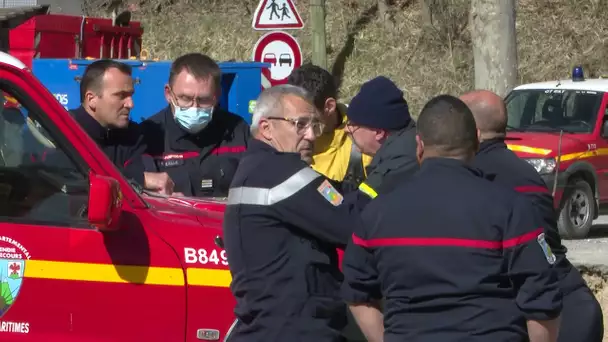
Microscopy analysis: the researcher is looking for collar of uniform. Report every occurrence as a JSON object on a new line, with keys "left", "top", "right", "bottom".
{"left": 247, "top": 138, "right": 301, "bottom": 158}
{"left": 420, "top": 157, "right": 483, "bottom": 177}
{"left": 71, "top": 106, "right": 109, "bottom": 143}
{"left": 478, "top": 138, "right": 507, "bottom": 155}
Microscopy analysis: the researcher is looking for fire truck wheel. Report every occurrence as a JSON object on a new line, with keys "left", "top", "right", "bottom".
{"left": 557, "top": 178, "right": 594, "bottom": 239}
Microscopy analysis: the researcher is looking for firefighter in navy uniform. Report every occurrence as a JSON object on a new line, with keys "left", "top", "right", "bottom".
{"left": 461, "top": 89, "right": 604, "bottom": 342}
{"left": 67, "top": 59, "right": 174, "bottom": 194}
{"left": 223, "top": 84, "right": 353, "bottom": 342}
{"left": 342, "top": 95, "right": 562, "bottom": 342}
{"left": 141, "top": 53, "right": 250, "bottom": 197}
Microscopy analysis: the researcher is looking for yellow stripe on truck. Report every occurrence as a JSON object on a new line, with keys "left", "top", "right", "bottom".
{"left": 506, "top": 144, "right": 552, "bottom": 155}
{"left": 559, "top": 148, "right": 608, "bottom": 162}
{"left": 187, "top": 268, "right": 232, "bottom": 288}
{"left": 507, "top": 145, "right": 608, "bottom": 162}
{"left": 23, "top": 259, "right": 231, "bottom": 288}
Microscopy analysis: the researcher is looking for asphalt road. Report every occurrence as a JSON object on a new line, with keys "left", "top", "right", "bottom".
{"left": 562, "top": 215, "right": 608, "bottom": 267}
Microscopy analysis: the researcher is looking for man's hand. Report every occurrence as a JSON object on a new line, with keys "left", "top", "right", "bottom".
{"left": 527, "top": 317, "right": 561, "bottom": 342}
{"left": 143, "top": 172, "right": 175, "bottom": 195}
{"left": 348, "top": 301, "right": 384, "bottom": 342}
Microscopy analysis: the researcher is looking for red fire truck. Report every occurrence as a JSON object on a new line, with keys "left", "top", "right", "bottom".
{"left": 0, "top": 51, "right": 236, "bottom": 341}
{"left": 505, "top": 66, "right": 608, "bottom": 239}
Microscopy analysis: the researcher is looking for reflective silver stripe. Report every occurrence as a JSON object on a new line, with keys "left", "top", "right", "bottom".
{"left": 223, "top": 318, "right": 239, "bottom": 342}
{"left": 227, "top": 167, "right": 321, "bottom": 206}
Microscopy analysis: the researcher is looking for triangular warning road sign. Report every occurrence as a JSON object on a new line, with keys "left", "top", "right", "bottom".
{"left": 252, "top": 0, "right": 304, "bottom": 30}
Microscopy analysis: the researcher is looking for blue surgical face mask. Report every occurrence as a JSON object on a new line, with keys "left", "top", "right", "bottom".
{"left": 173, "top": 103, "right": 214, "bottom": 134}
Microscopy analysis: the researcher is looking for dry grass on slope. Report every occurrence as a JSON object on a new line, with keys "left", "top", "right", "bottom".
{"left": 86, "top": 0, "right": 608, "bottom": 116}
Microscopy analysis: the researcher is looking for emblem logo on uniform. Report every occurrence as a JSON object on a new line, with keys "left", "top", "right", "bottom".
{"left": 537, "top": 233, "right": 556, "bottom": 265}
{"left": 317, "top": 180, "right": 344, "bottom": 206}
{"left": 201, "top": 179, "right": 213, "bottom": 189}
{"left": 0, "top": 236, "right": 31, "bottom": 318}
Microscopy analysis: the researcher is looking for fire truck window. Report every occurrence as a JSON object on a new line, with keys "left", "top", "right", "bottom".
{"left": 506, "top": 91, "right": 530, "bottom": 125}
{"left": 0, "top": 90, "right": 89, "bottom": 227}
{"left": 507, "top": 90, "right": 602, "bottom": 133}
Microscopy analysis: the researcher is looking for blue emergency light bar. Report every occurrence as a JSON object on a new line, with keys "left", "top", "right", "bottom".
{"left": 572, "top": 65, "right": 585, "bottom": 82}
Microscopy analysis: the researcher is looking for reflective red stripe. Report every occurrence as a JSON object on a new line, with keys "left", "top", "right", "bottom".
{"left": 352, "top": 227, "right": 543, "bottom": 249}
{"left": 146, "top": 147, "right": 245, "bottom": 160}
{"left": 502, "top": 228, "right": 543, "bottom": 248}
{"left": 211, "top": 146, "right": 246, "bottom": 155}
{"left": 149, "top": 152, "right": 199, "bottom": 160}
{"left": 515, "top": 185, "right": 549, "bottom": 193}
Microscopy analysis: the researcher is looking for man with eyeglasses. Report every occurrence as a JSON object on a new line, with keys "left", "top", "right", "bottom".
{"left": 141, "top": 53, "right": 251, "bottom": 197}
{"left": 342, "top": 76, "right": 418, "bottom": 209}
{"left": 223, "top": 84, "right": 354, "bottom": 342}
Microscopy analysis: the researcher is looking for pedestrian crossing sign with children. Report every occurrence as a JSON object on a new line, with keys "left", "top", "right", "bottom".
{"left": 252, "top": 0, "right": 304, "bottom": 30}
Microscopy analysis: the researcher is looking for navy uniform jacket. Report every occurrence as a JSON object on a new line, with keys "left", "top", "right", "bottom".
{"left": 342, "top": 157, "right": 562, "bottom": 342}
{"left": 472, "top": 138, "right": 586, "bottom": 294}
{"left": 223, "top": 139, "right": 353, "bottom": 342}
{"left": 141, "top": 106, "right": 250, "bottom": 197}
{"left": 68, "top": 106, "right": 147, "bottom": 184}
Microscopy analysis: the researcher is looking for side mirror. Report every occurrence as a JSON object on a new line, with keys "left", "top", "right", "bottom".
{"left": 602, "top": 120, "right": 608, "bottom": 137}
{"left": 88, "top": 171, "right": 123, "bottom": 231}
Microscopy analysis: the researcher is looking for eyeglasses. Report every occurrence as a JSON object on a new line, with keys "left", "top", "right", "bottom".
{"left": 267, "top": 116, "right": 325, "bottom": 137}
{"left": 345, "top": 120, "right": 361, "bottom": 133}
{"left": 170, "top": 89, "right": 216, "bottom": 110}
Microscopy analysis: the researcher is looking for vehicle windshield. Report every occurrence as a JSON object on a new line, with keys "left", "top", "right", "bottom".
{"left": 505, "top": 89, "right": 603, "bottom": 133}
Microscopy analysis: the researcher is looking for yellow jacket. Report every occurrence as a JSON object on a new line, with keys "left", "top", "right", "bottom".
{"left": 311, "top": 104, "right": 372, "bottom": 182}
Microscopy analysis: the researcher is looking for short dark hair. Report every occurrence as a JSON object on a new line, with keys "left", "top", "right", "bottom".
{"left": 417, "top": 94, "right": 478, "bottom": 156}
{"left": 168, "top": 53, "right": 221, "bottom": 90}
{"left": 80, "top": 59, "right": 132, "bottom": 103}
{"left": 287, "top": 63, "right": 337, "bottom": 111}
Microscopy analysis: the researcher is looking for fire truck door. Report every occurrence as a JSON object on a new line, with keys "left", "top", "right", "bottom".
{"left": 66, "top": 213, "right": 186, "bottom": 341}
{"left": 0, "top": 83, "right": 80, "bottom": 340}
{"left": 597, "top": 101, "right": 608, "bottom": 200}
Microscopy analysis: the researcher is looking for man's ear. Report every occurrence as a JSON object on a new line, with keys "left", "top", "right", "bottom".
{"left": 85, "top": 91, "right": 97, "bottom": 110}
{"left": 259, "top": 119, "right": 272, "bottom": 141}
{"left": 324, "top": 97, "right": 337, "bottom": 116}
{"left": 375, "top": 129, "right": 388, "bottom": 142}
{"left": 164, "top": 84, "right": 172, "bottom": 105}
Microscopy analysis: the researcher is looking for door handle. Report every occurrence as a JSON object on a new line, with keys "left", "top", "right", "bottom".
{"left": 214, "top": 235, "right": 224, "bottom": 248}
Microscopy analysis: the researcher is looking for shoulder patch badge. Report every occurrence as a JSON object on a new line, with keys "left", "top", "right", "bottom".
{"left": 537, "top": 233, "right": 556, "bottom": 265}
{"left": 317, "top": 180, "right": 344, "bottom": 206}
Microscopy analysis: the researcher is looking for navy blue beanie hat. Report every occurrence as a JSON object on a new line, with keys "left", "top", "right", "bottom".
{"left": 347, "top": 76, "right": 411, "bottom": 130}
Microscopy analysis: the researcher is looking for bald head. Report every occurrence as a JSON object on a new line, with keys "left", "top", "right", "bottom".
{"left": 459, "top": 90, "right": 507, "bottom": 140}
